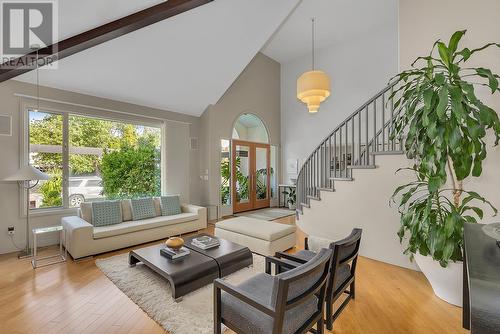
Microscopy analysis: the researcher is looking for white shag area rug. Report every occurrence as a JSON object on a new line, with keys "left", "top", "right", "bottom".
{"left": 95, "top": 252, "right": 265, "bottom": 334}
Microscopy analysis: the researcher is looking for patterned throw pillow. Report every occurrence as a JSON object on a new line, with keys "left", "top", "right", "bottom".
{"left": 131, "top": 197, "right": 156, "bottom": 221}
{"left": 160, "top": 195, "right": 181, "bottom": 216}
{"left": 91, "top": 201, "right": 123, "bottom": 227}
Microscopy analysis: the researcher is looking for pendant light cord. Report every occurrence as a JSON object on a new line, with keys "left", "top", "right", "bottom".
{"left": 311, "top": 18, "right": 315, "bottom": 70}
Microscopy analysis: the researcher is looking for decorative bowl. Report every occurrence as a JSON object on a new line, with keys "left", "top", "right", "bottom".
{"left": 165, "top": 237, "right": 184, "bottom": 250}
{"left": 482, "top": 223, "right": 500, "bottom": 244}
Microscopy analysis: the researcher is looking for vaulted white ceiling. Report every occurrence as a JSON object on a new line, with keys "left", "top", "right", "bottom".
{"left": 15, "top": 0, "right": 300, "bottom": 116}
{"left": 261, "top": 0, "right": 397, "bottom": 64}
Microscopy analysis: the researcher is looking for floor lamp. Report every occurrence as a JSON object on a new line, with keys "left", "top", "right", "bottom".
{"left": 4, "top": 165, "right": 50, "bottom": 258}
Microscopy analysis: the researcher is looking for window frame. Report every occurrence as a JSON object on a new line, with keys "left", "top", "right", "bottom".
{"left": 21, "top": 101, "right": 164, "bottom": 216}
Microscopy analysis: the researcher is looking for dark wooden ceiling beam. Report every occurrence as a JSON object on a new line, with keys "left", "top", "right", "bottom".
{"left": 0, "top": 0, "right": 213, "bottom": 83}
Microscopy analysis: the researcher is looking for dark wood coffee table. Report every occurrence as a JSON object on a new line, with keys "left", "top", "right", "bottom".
{"left": 183, "top": 233, "right": 253, "bottom": 277}
{"left": 128, "top": 243, "right": 219, "bottom": 300}
{"left": 128, "top": 235, "right": 253, "bottom": 300}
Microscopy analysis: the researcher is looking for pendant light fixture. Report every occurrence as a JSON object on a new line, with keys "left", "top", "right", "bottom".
{"left": 297, "top": 18, "right": 330, "bottom": 113}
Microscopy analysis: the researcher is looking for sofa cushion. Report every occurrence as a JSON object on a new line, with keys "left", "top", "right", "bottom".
{"left": 153, "top": 197, "right": 162, "bottom": 216}
{"left": 131, "top": 198, "right": 156, "bottom": 221}
{"left": 93, "top": 212, "right": 198, "bottom": 239}
{"left": 160, "top": 195, "right": 181, "bottom": 216}
{"left": 121, "top": 199, "right": 133, "bottom": 222}
{"left": 216, "top": 217, "right": 296, "bottom": 241}
{"left": 92, "top": 201, "right": 122, "bottom": 227}
{"left": 80, "top": 202, "right": 93, "bottom": 223}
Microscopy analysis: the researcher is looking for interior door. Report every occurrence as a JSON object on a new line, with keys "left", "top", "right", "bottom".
{"left": 232, "top": 140, "right": 270, "bottom": 213}
{"left": 253, "top": 143, "right": 271, "bottom": 210}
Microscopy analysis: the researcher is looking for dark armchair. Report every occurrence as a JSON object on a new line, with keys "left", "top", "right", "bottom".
{"left": 214, "top": 248, "right": 333, "bottom": 334}
{"left": 270, "top": 228, "right": 362, "bottom": 331}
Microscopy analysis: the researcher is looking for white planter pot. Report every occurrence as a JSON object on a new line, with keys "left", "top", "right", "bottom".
{"left": 288, "top": 203, "right": 296, "bottom": 210}
{"left": 414, "top": 253, "right": 463, "bottom": 307}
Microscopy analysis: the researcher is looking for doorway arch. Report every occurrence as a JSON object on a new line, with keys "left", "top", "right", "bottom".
{"left": 232, "top": 113, "right": 269, "bottom": 144}
{"left": 230, "top": 114, "right": 271, "bottom": 213}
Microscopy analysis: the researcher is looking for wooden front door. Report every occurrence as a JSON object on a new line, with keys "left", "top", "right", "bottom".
{"left": 232, "top": 140, "right": 271, "bottom": 213}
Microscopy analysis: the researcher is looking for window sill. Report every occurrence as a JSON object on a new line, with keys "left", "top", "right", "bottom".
{"left": 28, "top": 207, "right": 78, "bottom": 218}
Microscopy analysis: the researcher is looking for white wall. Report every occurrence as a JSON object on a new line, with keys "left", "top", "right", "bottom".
{"left": 164, "top": 121, "right": 190, "bottom": 203}
{"left": 298, "top": 155, "right": 416, "bottom": 269}
{"left": 281, "top": 17, "right": 398, "bottom": 182}
{"left": 0, "top": 80, "right": 201, "bottom": 254}
{"left": 200, "top": 53, "right": 281, "bottom": 217}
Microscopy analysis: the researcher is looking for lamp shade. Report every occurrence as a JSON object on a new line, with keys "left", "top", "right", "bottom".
{"left": 297, "top": 70, "right": 331, "bottom": 113}
{"left": 4, "top": 165, "right": 50, "bottom": 181}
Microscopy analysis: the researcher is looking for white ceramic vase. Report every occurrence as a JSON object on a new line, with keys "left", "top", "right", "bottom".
{"left": 414, "top": 253, "right": 463, "bottom": 307}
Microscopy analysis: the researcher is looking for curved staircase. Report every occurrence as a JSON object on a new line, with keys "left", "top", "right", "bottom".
{"left": 295, "top": 83, "right": 416, "bottom": 269}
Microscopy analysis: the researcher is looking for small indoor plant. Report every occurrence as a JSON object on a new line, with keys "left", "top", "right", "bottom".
{"left": 389, "top": 30, "right": 500, "bottom": 306}
{"left": 282, "top": 187, "right": 296, "bottom": 210}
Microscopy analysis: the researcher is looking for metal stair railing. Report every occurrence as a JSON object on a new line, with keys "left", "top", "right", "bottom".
{"left": 296, "top": 82, "right": 402, "bottom": 214}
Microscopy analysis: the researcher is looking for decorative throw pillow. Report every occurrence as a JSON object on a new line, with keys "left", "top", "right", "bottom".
{"left": 131, "top": 197, "right": 156, "bottom": 221}
{"left": 91, "top": 201, "right": 122, "bottom": 227}
{"left": 160, "top": 195, "right": 181, "bottom": 216}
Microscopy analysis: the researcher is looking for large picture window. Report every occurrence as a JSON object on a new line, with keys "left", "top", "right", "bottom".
{"left": 28, "top": 109, "right": 162, "bottom": 210}
{"left": 29, "top": 111, "right": 64, "bottom": 209}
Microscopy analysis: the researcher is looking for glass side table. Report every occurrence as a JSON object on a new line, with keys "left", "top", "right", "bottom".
{"left": 32, "top": 225, "right": 67, "bottom": 269}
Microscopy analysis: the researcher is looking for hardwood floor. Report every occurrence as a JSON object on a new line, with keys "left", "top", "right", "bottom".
{"left": 0, "top": 216, "right": 466, "bottom": 334}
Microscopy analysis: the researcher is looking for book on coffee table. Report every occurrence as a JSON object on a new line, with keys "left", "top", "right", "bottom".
{"left": 191, "top": 236, "right": 220, "bottom": 250}
{"left": 160, "top": 246, "right": 190, "bottom": 260}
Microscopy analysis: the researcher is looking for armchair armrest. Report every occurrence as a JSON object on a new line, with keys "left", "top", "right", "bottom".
{"left": 265, "top": 255, "right": 301, "bottom": 274}
{"left": 275, "top": 251, "right": 308, "bottom": 264}
{"left": 214, "top": 278, "right": 275, "bottom": 317}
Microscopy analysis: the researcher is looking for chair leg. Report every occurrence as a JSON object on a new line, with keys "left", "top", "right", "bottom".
{"left": 317, "top": 317, "right": 324, "bottom": 334}
{"left": 351, "top": 280, "right": 356, "bottom": 300}
{"left": 214, "top": 287, "right": 222, "bottom": 334}
{"left": 215, "top": 322, "right": 222, "bottom": 334}
{"left": 326, "top": 301, "right": 333, "bottom": 331}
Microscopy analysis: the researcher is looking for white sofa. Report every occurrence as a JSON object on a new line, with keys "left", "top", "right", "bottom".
{"left": 62, "top": 200, "right": 207, "bottom": 259}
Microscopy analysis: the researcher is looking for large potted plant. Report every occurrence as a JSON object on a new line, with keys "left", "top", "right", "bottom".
{"left": 390, "top": 30, "right": 500, "bottom": 306}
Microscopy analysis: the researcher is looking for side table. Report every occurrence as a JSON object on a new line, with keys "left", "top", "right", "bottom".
{"left": 32, "top": 225, "right": 67, "bottom": 269}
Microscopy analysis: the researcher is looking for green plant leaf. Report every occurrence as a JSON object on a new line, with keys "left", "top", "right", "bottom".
{"left": 472, "top": 158, "right": 483, "bottom": 177}
{"left": 435, "top": 73, "right": 446, "bottom": 85}
{"left": 444, "top": 215, "right": 455, "bottom": 237}
{"left": 437, "top": 42, "right": 450, "bottom": 66}
{"left": 448, "top": 126, "right": 462, "bottom": 150}
{"left": 476, "top": 68, "right": 499, "bottom": 93}
{"left": 436, "top": 85, "right": 449, "bottom": 119}
{"left": 428, "top": 176, "right": 441, "bottom": 193}
{"left": 448, "top": 30, "right": 466, "bottom": 55}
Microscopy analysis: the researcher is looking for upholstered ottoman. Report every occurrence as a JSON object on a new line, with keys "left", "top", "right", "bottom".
{"left": 215, "top": 217, "right": 296, "bottom": 256}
